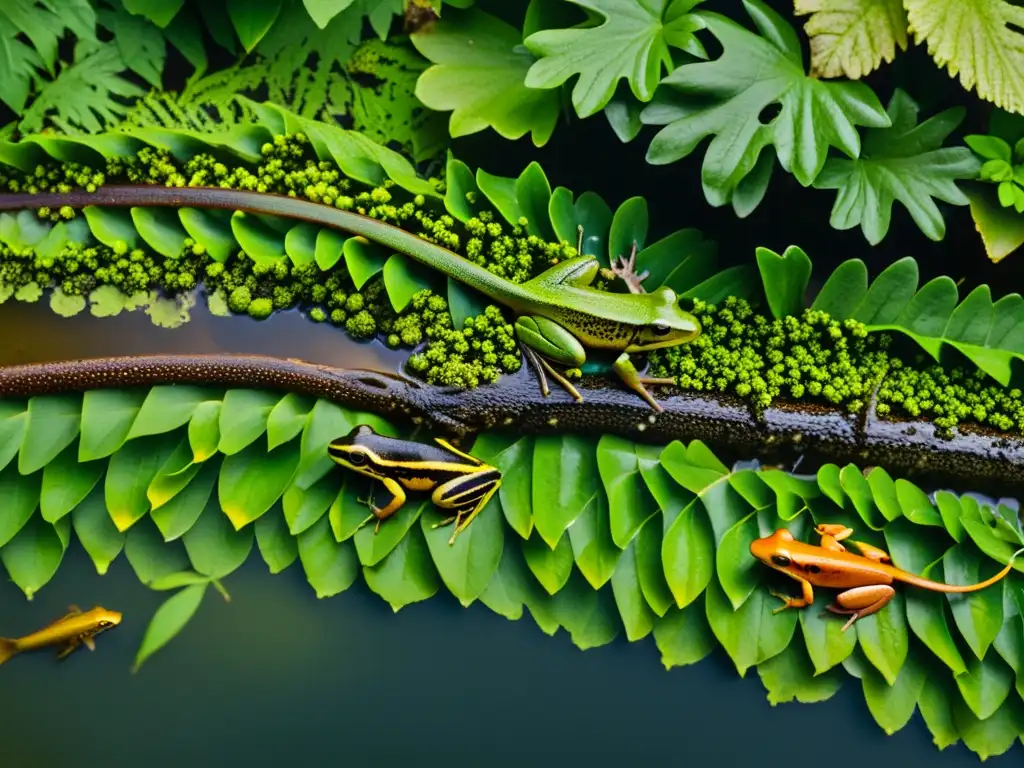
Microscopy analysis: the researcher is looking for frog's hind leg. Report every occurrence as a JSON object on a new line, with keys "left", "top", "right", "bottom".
{"left": 769, "top": 573, "right": 815, "bottom": 613}
{"left": 431, "top": 469, "right": 501, "bottom": 544}
{"left": 827, "top": 585, "right": 895, "bottom": 631}
{"left": 521, "top": 345, "right": 583, "bottom": 403}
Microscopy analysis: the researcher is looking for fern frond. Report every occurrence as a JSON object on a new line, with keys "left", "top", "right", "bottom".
{"left": 0, "top": 0, "right": 98, "bottom": 114}
{"left": 117, "top": 69, "right": 266, "bottom": 133}
{"left": 18, "top": 43, "right": 144, "bottom": 135}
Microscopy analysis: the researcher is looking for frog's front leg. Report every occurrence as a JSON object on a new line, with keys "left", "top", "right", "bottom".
{"left": 769, "top": 573, "right": 814, "bottom": 614}
{"left": 612, "top": 354, "right": 677, "bottom": 412}
{"left": 357, "top": 476, "right": 407, "bottom": 534}
{"left": 515, "top": 316, "right": 586, "bottom": 402}
{"left": 827, "top": 585, "right": 895, "bottom": 631}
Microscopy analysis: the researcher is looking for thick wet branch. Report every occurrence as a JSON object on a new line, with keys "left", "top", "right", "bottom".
{"left": 0, "top": 354, "right": 1021, "bottom": 494}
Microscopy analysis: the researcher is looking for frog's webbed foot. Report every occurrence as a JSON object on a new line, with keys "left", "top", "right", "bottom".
{"left": 600, "top": 242, "right": 649, "bottom": 295}
{"left": 769, "top": 590, "right": 809, "bottom": 613}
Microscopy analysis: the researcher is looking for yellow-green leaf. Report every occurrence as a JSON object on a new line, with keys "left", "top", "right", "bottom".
{"left": 855, "top": 589, "right": 909, "bottom": 685}
{"left": 0, "top": 464, "right": 41, "bottom": 548}
{"left": 706, "top": 578, "right": 797, "bottom": 677}
{"left": 756, "top": 635, "right": 845, "bottom": 705}
{"left": 421, "top": 489, "right": 504, "bottom": 605}
{"left": 297, "top": 516, "right": 359, "bottom": 598}
{"left": 905, "top": 0, "right": 1024, "bottom": 115}
{"left": 150, "top": 458, "right": 219, "bottom": 542}
{"left": 40, "top": 442, "right": 104, "bottom": 523}
{"left": 794, "top": 0, "right": 907, "bottom": 79}
{"left": 364, "top": 525, "right": 440, "bottom": 611}
{"left": 71, "top": 485, "right": 124, "bottom": 575}
{"left": 0, "top": 514, "right": 70, "bottom": 599}
{"left": 105, "top": 432, "right": 180, "bottom": 532}
{"left": 522, "top": 531, "right": 573, "bottom": 595}
{"left": 218, "top": 441, "right": 301, "bottom": 530}
{"left": 181, "top": 497, "right": 253, "bottom": 578}
{"left": 19, "top": 394, "right": 81, "bottom": 475}
{"left": 254, "top": 503, "right": 298, "bottom": 574}
{"left": 653, "top": 594, "right": 716, "bottom": 669}
{"left": 133, "top": 583, "right": 207, "bottom": 672}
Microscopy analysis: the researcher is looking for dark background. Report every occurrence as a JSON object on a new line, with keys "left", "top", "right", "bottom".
{"left": 1, "top": 1, "right": 1023, "bottom": 765}
{"left": 1, "top": 544, "right": 1020, "bottom": 768}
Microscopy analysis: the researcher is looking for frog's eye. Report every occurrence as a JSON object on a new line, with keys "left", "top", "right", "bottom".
{"left": 347, "top": 452, "right": 367, "bottom": 466}
{"left": 651, "top": 322, "right": 671, "bottom": 336}
{"left": 771, "top": 554, "right": 791, "bottom": 567}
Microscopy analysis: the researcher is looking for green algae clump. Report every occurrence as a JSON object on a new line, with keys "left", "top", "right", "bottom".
{"left": 650, "top": 297, "right": 892, "bottom": 414}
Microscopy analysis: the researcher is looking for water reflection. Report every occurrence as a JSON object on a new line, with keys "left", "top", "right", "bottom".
{"left": 0, "top": 296, "right": 405, "bottom": 372}
{"left": 0, "top": 301, "right": 1020, "bottom": 766}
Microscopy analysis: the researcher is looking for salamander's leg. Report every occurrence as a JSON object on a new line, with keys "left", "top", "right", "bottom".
{"left": 827, "top": 585, "right": 895, "bottom": 631}
{"left": 600, "top": 242, "right": 650, "bottom": 295}
{"left": 431, "top": 469, "right": 502, "bottom": 544}
{"left": 769, "top": 574, "right": 815, "bottom": 613}
{"left": 846, "top": 540, "right": 892, "bottom": 564}
{"left": 357, "top": 476, "right": 407, "bottom": 534}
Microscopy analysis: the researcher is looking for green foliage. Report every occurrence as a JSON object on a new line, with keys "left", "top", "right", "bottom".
{"left": 1, "top": 387, "right": 1022, "bottom": 757}
{"left": 735, "top": 247, "right": 1024, "bottom": 389}
{"left": 643, "top": 0, "right": 889, "bottom": 211}
{"left": 0, "top": 0, "right": 208, "bottom": 135}
{"left": 522, "top": 0, "right": 707, "bottom": 119}
{"left": 0, "top": 105, "right": 728, "bottom": 348}
{"left": 904, "top": 0, "right": 1024, "bottom": 116}
{"left": 797, "top": 0, "right": 1024, "bottom": 116}
{"left": 810, "top": 256, "right": 1024, "bottom": 387}
{"left": 967, "top": 132, "right": 1024, "bottom": 214}
{"left": 0, "top": 0, "right": 98, "bottom": 115}
{"left": 813, "top": 89, "right": 979, "bottom": 245}
{"left": 411, "top": 8, "right": 561, "bottom": 146}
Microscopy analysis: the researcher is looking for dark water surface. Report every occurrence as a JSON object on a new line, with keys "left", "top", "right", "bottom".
{"left": 0, "top": 301, "right": 1021, "bottom": 768}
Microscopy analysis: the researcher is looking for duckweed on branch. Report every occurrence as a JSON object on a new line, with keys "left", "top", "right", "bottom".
{"left": 651, "top": 298, "right": 1024, "bottom": 438}
{"left": 650, "top": 298, "right": 891, "bottom": 414}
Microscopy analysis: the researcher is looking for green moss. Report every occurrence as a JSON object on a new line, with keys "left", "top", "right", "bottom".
{"left": 650, "top": 297, "right": 1024, "bottom": 439}
{"left": 0, "top": 228, "right": 524, "bottom": 388}
{"left": 406, "top": 301, "right": 521, "bottom": 388}
{"left": 877, "top": 361, "right": 1024, "bottom": 434}
{"left": 650, "top": 298, "right": 891, "bottom": 414}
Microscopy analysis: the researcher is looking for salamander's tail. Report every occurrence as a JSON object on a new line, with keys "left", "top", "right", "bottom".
{"left": 0, "top": 637, "right": 18, "bottom": 666}
{"left": 925, "top": 547, "right": 1024, "bottom": 593}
